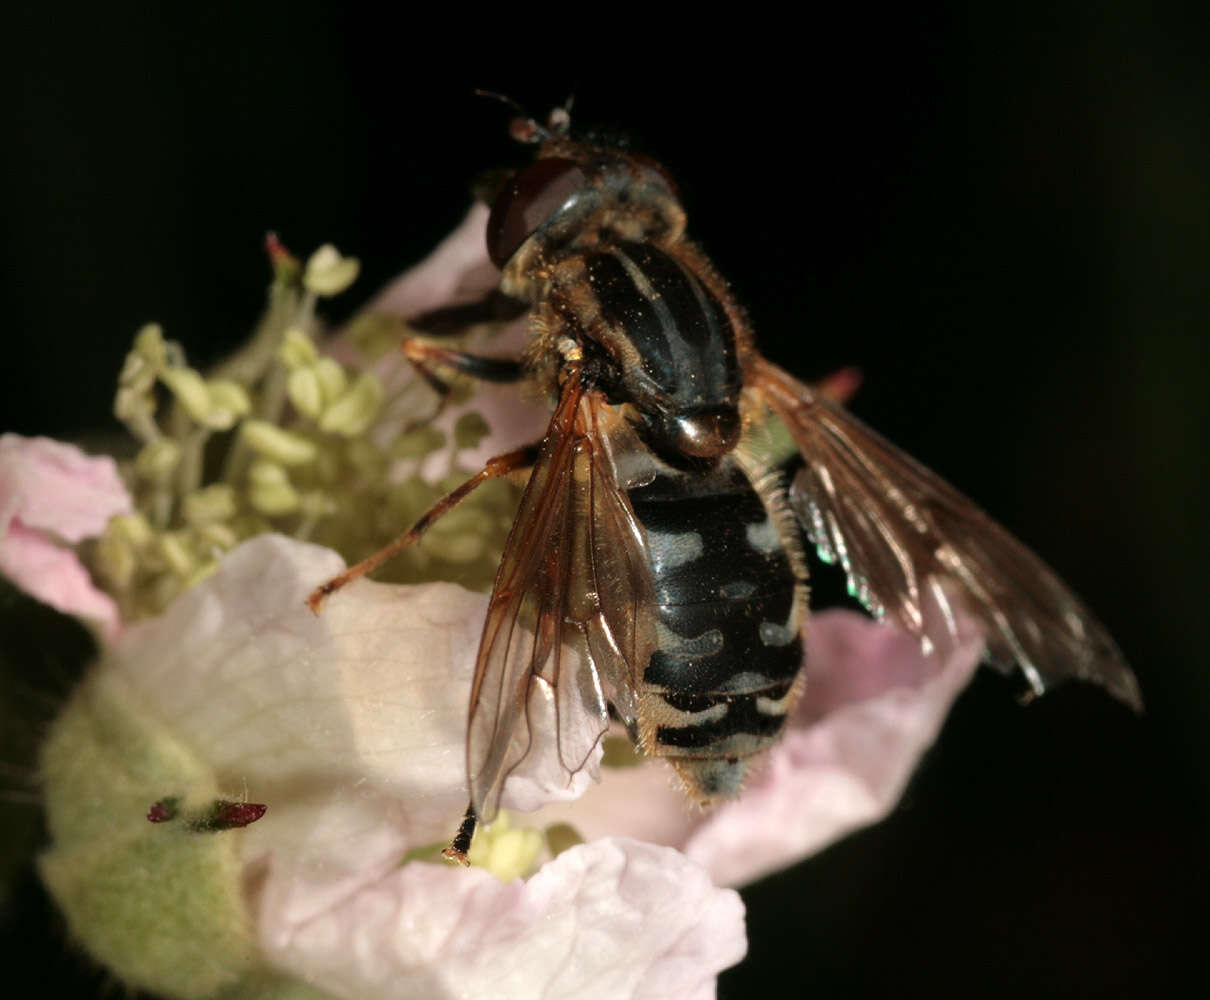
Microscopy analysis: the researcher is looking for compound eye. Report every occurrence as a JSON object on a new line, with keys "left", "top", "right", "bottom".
{"left": 487, "top": 157, "right": 587, "bottom": 268}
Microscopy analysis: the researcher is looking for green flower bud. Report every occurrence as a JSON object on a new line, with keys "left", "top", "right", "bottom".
{"left": 240, "top": 422, "right": 318, "bottom": 467}
{"left": 318, "top": 373, "right": 383, "bottom": 437}
{"left": 134, "top": 322, "right": 168, "bottom": 366}
{"left": 113, "top": 382, "right": 156, "bottom": 427}
{"left": 286, "top": 368, "right": 324, "bottom": 420}
{"left": 312, "top": 358, "right": 347, "bottom": 404}
{"left": 110, "top": 512, "right": 155, "bottom": 548}
{"left": 195, "top": 521, "right": 240, "bottom": 552}
{"left": 159, "top": 368, "right": 214, "bottom": 425}
{"left": 247, "top": 460, "right": 300, "bottom": 516}
{"left": 118, "top": 343, "right": 158, "bottom": 395}
{"left": 135, "top": 439, "right": 182, "bottom": 484}
{"left": 95, "top": 530, "right": 138, "bottom": 590}
{"left": 157, "top": 371, "right": 250, "bottom": 431}
{"left": 303, "top": 245, "right": 360, "bottom": 297}
{"left": 38, "top": 668, "right": 260, "bottom": 998}
{"left": 277, "top": 327, "right": 319, "bottom": 369}
{"left": 156, "top": 532, "right": 197, "bottom": 577}
{"left": 183, "top": 484, "right": 238, "bottom": 526}
{"left": 206, "top": 380, "right": 253, "bottom": 429}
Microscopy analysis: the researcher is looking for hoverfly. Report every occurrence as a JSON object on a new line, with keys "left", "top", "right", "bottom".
{"left": 309, "top": 104, "right": 1140, "bottom": 863}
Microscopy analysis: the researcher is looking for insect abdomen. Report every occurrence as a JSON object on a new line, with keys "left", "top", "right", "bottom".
{"left": 627, "top": 462, "right": 807, "bottom": 800}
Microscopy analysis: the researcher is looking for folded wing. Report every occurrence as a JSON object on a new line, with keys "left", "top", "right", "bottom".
{"left": 746, "top": 357, "right": 1140, "bottom": 711}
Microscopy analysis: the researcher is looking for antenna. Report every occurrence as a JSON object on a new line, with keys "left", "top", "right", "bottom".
{"left": 474, "top": 90, "right": 573, "bottom": 144}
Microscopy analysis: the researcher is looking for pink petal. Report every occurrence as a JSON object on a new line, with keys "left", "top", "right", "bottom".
{"left": 533, "top": 609, "right": 983, "bottom": 887}
{"left": 261, "top": 837, "right": 745, "bottom": 1000}
{"left": 336, "top": 207, "right": 551, "bottom": 480}
{"left": 681, "top": 609, "right": 983, "bottom": 885}
{"left": 0, "top": 521, "right": 122, "bottom": 638}
{"left": 0, "top": 434, "right": 131, "bottom": 541}
{"left": 366, "top": 205, "right": 499, "bottom": 319}
{"left": 0, "top": 434, "right": 130, "bottom": 637}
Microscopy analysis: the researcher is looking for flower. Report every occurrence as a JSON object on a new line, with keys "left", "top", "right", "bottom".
{"left": 16, "top": 210, "right": 988, "bottom": 998}
{"left": 37, "top": 535, "right": 749, "bottom": 999}
{"left": 28, "top": 534, "right": 980, "bottom": 998}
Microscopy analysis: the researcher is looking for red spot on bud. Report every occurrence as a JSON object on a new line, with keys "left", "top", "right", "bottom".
{"left": 147, "top": 797, "right": 179, "bottom": 823}
{"left": 211, "top": 801, "right": 267, "bottom": 830}
{"left": 264, "top": 232, "right": 300, "bottom": 283}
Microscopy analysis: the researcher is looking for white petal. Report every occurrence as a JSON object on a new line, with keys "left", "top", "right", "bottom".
{"left": 104, "top": 536, "right": 618, "bottom": 916}
{"left": 262, "top": 837, "right": 745, "bottom": 1000}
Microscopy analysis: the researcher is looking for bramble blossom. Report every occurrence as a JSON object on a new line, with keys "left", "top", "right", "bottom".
{"left": 11, "top": 211, "right": 985, "bottom": 999}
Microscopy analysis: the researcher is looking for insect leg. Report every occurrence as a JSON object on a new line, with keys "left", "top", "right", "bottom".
{"left": 305, "top": 442, "right": 539, "bottom": 613}
{"left": 440, "top": 802, "right": 478, "bottom": 867}
{"left": 408, "top": 289, "right": 529, "bottom": 336}
{"left": 399, "top": 337, "right": 525, "bottom": 432}
{"left": 402, "top": 337, "right": 524, "bottom": 388}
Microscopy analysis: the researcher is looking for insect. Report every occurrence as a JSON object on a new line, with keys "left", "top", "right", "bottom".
{"left": 309, "top": 105, "right": 1140, "bottom": 864}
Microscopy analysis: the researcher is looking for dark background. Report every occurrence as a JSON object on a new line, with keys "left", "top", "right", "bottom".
{"left": 3, "top": 5, "right": 1207, "bottom": 997}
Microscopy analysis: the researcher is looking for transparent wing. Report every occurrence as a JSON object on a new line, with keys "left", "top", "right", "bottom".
{"left": 747, "top": 357, "right": 1141, "bottom": 710}
{"left": 467, "top": 368, "right": 653, "bottom": 821}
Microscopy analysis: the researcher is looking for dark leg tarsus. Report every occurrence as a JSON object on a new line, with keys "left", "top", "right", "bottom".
{"left": 441, "top": 803, "right": 478, "bottom": 866}
{"left": 399, "top": 337, "right": 525, "bottom": 433}
{"left": 409, "top": 290, "right": 528, "bottom": 336}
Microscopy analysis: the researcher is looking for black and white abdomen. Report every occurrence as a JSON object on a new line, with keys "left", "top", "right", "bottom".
{"left": 628, "top": 461, "right": 808, "bottom": 801}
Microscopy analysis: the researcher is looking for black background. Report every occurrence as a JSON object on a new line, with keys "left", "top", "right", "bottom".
{"left": 2, "top": 5, "right": 1207, "bottom": 997}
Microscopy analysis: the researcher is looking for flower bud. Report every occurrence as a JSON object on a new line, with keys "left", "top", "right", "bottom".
{"left": 205, "top": 380, "right": 253, "bottom": 429}
{"left": 303, "top": 244, "right": 360, "bottom": 297}
{"left": 286, "top": 368, "right": 324, "bottom": 419}
{"left": 312, "top": 358, "right": 347, "bottom": 403}
{"left": 159, "top": 368, "right": 213, "bottom": 424}
{"left": 318, "top": 373, "right": 383, "bottom": 437}
{"left": 134, "top": 440, "right": 182, "bottom": 484}
{"left": 277, "top": 327, "right": 318, "bottom": 369}
{"left": 133, "top": 323, "right": 168, "bottom": 366}
{"left": 39, "top": 669, "right": 260, "bottom": 997}
{"left": 182, "top": 484, "right": 237, "bottom": 526}
{"left": 240, "top": 421, "right": 317, "bottom": 466}
{"left": 155, "top": 531, "right": 196, "bottom": 577}
{"left": 247, "top": 460, "right": 300, "bottom": 516}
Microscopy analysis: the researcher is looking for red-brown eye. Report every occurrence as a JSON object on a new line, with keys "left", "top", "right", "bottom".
{"left": 486, "top": 157, "right": 587, "bottom": 268}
